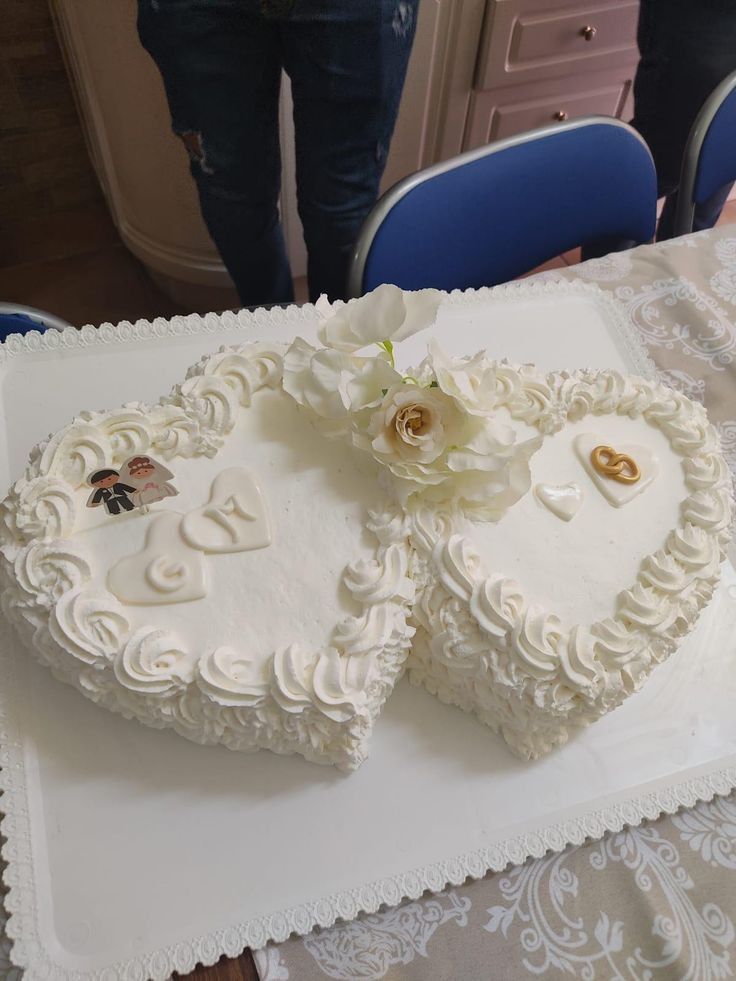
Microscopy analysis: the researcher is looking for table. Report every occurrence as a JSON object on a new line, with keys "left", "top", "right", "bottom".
{"left": 2, "top": 226, "right": 736, "bottom": 981}
{"left": 253, "top": 227, "right": 736, "bottom": 981}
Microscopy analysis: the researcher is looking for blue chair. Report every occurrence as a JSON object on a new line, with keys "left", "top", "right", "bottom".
{"left": 0, "top": 303, "right": 70, "bottom": 342}
{"left": 348, "top": 116, "right": 656, "bottom": 297}
{"left": 673, "top": 70, "right": 736, "bottom": 238}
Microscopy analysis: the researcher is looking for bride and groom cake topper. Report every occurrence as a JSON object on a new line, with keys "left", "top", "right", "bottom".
{"left": 86, "top": 455, "right": 178, "bottom": 516}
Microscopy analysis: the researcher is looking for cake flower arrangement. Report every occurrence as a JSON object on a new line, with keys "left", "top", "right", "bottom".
{"left": 283, "top": 284, "right": 542, "bottom": 521}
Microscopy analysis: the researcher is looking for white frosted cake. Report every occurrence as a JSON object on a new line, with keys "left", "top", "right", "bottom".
{"left": 281, "top": 287, "right": 733, "bottom": 761}
{"left": 403, "top": 358, "right": 733, "bottom": 758}
{"left": 0, "top": 285, "right": 731, "bottom": 768}
{"left": 0, "top": 341, "right": 416, "bottom": 770}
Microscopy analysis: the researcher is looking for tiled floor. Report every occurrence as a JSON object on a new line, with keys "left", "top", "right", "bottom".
{"left": 2, "top": 197, "right": 736, "bottom": 329}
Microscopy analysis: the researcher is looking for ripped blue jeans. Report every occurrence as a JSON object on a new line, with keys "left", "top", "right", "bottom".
{"left": 137, "top": 0, "right": 419, "bottom": 305}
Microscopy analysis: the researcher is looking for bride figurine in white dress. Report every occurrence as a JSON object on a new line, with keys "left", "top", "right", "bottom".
{"left": 122, "top": 456, "right": 178, "bottom": 511}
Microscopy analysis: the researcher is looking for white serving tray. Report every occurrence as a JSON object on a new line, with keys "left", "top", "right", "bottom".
{"left": 2, "top": 281, "right": 735, "bottom": 980}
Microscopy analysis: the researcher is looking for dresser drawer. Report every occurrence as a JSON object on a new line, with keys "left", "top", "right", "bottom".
{"left": 464, "top": 71, "right": 633, "bottom": 149}
{"left": 477, "top": 0, "right": 639, "bottom": 91}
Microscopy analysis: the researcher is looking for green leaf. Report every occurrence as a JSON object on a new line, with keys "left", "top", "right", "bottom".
{"left": 377, "top": 339, "right": 395, "bottom": 368}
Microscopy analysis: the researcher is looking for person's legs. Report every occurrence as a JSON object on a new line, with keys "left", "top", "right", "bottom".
{"left": 582, "top": 0, "right": 736, "bottom": 260}
{"left": 633, "top": 0, "right": 736, "bottom": 240}
{"left": 282, "top": 0, "right": 418, "bottom": 301}
{"left": 137, "top": 0, "right": 293, "bottom": 305}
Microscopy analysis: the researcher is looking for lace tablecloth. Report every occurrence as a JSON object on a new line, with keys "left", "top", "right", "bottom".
{"left": 253, "top": 227, "right": 736, "bottom": 981}
{"left": 1, "top": 227, "right": 735, "bottom": 981}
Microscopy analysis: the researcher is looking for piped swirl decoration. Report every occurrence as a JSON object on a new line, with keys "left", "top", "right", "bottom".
{"left": 13, "top": 539, "right": 91, "bottom": 606}
{"left": 114, "top": 627, "right": 197, "bottom": 694}
{"left": 197, "top": 646, "right": 270, "bottom": 707}
{"left": 270, "top": 644, "right": 373, "bottom": 723}
{"left": 48, "top": 587, "right": 129, "bottom": 666}
{"left": 0, "top": 341, "right": 416, "bottom": 771}
{"left": 0, "top": 474, "right": 77, "bottom": 543}
{"left": 408, "top": 365, "right": 732, "bottom": 761}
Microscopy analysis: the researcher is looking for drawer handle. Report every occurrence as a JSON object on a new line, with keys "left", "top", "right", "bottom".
{"left": 580, "top": 24, "right": 597, "bottom": 41}
{"left": 553, "top": 110, "right": 568, "bottom": 121}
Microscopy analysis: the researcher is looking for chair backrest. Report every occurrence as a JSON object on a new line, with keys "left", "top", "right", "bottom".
{"left": 674, "top": 70, "right": 736, "bottom": 237}
{"left": 348, "top": 116, "right": 656, "bottom": 297}
{"left": 0, "top": 302, "right": 70, "bottom": 341}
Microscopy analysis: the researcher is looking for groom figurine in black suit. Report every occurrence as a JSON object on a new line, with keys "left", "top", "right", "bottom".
{"left": 87, "top": 469, "right": 137, "bottom": 516}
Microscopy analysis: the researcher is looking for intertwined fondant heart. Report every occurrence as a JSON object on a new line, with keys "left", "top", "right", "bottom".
{"left": 181, "top": 468, "right": 270, "bottom": 553}
{"left": 108, "top": 511, "right": 208, "bottom": 605}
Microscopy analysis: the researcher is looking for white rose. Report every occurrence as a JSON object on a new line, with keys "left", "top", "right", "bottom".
{"left": 317, "top": 284, "right": 443, "bottom": 353}
{"left": 429, "top": 341, "right": 523, "bottom": 415}
{"left": 447, "top": 431, "right": 543, "bottom": 520}
{"left": 283, "top": 337, "right": 402, "bottom": 431}
{"left": 366, "top": 383, "right": 542, "bottom": 518}
{"left": 368, "top": 384, "right": 463, "bottom": 468}
{"left": 345, "top": 357, "right": 403, "bottom": 413}
{"left": 282, "top": 337, "right": 354, "bottom": 430}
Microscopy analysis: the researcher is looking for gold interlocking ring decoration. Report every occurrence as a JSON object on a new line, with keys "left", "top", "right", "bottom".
{"left": 590, "top": 445, "right": 641, "bottom": 484}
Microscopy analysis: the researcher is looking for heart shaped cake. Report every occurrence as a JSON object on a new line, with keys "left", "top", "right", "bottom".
{"left": 282, "top": 287, "right": 733, "bottom": 762}
{"left": 0, "top": 342, "right": 416, "bottom": 770}
{"left": 404, "top": 361, "right": 733, "bottom": 759}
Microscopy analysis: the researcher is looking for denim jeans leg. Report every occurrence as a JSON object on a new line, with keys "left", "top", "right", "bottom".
{"left": 632, "top": 0, "right": 736, "bottom": 231}
{"left": 137, "top": 0, "right": 294, "bottom": 306}
{"left": 283, "top": 0, "right": 419, "bottom": 301}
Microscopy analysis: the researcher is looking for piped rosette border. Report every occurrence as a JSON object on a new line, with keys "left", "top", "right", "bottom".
{"left": 405, "top": 364, "right": 733, "bottom": 761}
{"left": 0, "top": 342, "right": 416, "bottom": 770}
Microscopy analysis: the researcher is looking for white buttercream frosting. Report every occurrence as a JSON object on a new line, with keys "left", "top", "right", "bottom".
{"left": 0, "top": 474, "right": 77, "bottom": 542}
{"left": 49, "top": 587, "right": 129, "bottom": 665}
{"left": 197, "top": 646, "right": 270, "bottom": 707}
{"left": 114, "top": 627, "right": 198, "bottom": 694}
{"left": 13, "top": 539, "right": 90, "bottom": 606}
{"left": 342, "top": 543, "right": 414, "bottom": 605}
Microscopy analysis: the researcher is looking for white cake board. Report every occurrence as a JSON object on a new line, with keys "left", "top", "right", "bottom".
{"left": 2, "top": 281, "right": 735, "bottom": 979}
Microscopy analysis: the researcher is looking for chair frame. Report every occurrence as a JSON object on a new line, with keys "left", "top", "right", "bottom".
{"left": 0, "top": 302, "right": 70, "bottom": 333}
{"left": 347, "top": 115, "right": 655, "bottom": 299}
{"left": 673, "top": 70, "right": 736, "bottom": 238}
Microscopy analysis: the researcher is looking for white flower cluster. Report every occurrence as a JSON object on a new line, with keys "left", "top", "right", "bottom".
{"left": 283, "top": 285, "right": 542, "bottom": 520}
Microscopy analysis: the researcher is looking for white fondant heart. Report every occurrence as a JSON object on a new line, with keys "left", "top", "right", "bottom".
{"left": 534, "top": 482, "right": 583, "bottom": 521}
{"left": 108, "top": 511, "right": 207, "bottom": 605}
{"left": 574, "top": 433, "right": 659, "bottom": 508}
{"left": 181, "top": 468, "right": 271, "bottom": 554}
